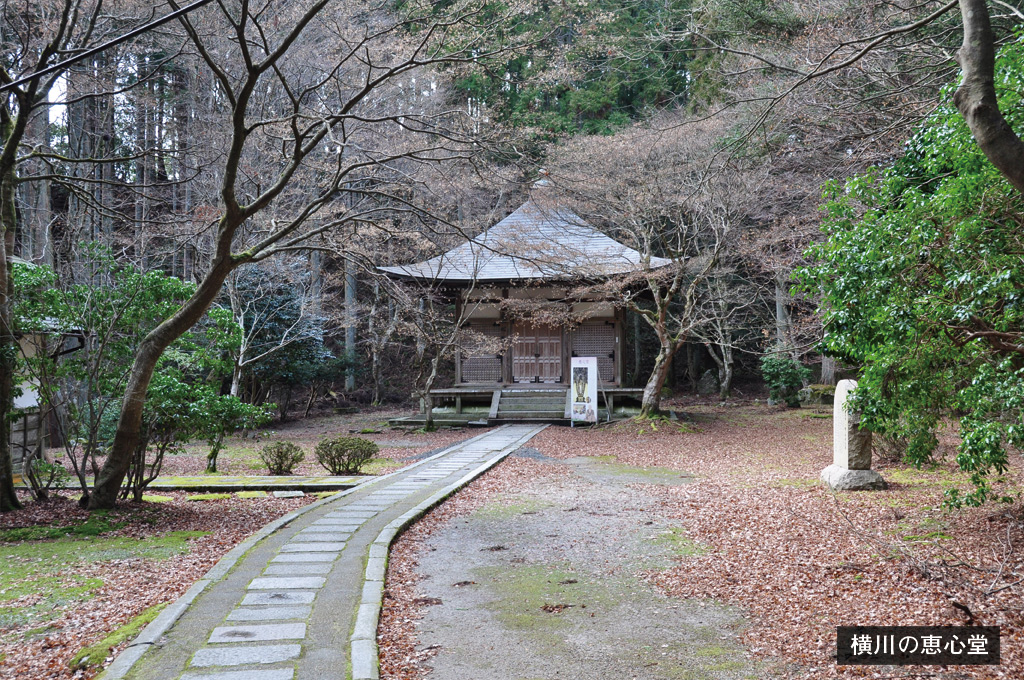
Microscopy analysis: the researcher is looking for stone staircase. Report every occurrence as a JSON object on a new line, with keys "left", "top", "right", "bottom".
{"left": 493, "top": 387, "right": 568, "bottom": 422}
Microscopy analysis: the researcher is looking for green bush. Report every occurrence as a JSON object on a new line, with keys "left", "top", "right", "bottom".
{"left": 314, "top": 436, "right": 378, "bottom": 475}
{"left": 258, "top": 441, "right": 305, "bottom": 475}
{"left": 760, "top": 354, "right": 809, "bottom": 407}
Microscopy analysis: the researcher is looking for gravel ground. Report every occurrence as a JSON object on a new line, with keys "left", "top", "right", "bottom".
{"left": 380, "top": 405, "right": 1023, "bottom": 680}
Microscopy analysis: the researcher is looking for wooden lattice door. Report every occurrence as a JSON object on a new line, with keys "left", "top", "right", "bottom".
{"left": 572, "top": 322, "right": 616, "bottom": 383}
{"left": 512, "top": 322, "right": 562, "bottom": 383}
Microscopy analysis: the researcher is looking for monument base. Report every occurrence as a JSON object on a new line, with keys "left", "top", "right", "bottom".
{"left": 820, "top": 464, "right": 887, "bottom": 491}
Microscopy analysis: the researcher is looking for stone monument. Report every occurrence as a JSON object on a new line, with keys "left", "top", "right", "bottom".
{"left": 820, "top": 379, "right": 887, "bottom": 490}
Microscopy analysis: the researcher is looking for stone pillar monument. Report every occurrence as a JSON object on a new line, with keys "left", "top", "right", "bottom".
{"left": 821, "top": 380, "right": 886, "bottom": 490}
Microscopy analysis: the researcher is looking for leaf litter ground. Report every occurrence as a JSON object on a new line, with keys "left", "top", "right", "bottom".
{"left": 378, "top": 404, "right": 1022, "bottom": 680}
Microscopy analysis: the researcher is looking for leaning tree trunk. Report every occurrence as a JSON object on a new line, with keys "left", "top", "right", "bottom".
{"left": 639, "top": 345, "right": 674, "bottom": 417}
{"left": 954, "top": 0, "right": 1024, "bottom": 195}
{"left": 89, "top": 256, "right": 235, "bottom": 509}
{"left": 0, "top": 162, "right": 23, "bottom": 512}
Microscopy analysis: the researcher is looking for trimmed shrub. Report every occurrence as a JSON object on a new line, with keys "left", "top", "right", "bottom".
{"left": 259, "top": 441, "right": 305, "bottom": 475}
{"left": 314, "top": 436, "right": 378, "bottom": 475}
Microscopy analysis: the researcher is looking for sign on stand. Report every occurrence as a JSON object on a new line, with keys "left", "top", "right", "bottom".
{"left": 570, "top": 357, "right": 598, "bottom": 424}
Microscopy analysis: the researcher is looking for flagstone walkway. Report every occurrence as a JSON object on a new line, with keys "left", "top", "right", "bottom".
{"left": 104, "top": 424, "right": 547, "bottom": 680}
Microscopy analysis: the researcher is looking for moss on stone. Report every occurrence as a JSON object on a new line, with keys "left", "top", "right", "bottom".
{"left": 187, "top": 493, "right": 233, "bottom": 501}
{"left": 235, "top": 490, "right": 268, "bottom": 499}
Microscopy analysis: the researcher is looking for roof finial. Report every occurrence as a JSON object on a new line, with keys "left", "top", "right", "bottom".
{"left": 533, "top": 168, "right": 551, "bottom": 189}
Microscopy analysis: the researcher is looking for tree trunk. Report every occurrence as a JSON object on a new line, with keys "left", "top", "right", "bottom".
{"left": 632, "top": 313, "right": 641, "bottom": 384}
{"left": 820, "top": 355, "right": 836, "bottom": 385}
{"left": 707, "top": 339, "right": 735, "bottom": 401}
{"left": 775, "top": 275, "right": 792, "bottom": 351}
{"left": 639, "top": 345, "right": 672, "bottom": 417}
{"left": 718, "top": 349, "right": 734, "bottom": 401}
{"left": 206, "top": 431, "right": 225, "bottom": 473}
{"left": 686, "top": 344, "right": 699, "bottom": 392}
{"left": 954, "top": 0, "right": 1024, "bottom": 195}
{"left": 421, "top": 356, "right": 440, "bottom": 431}
{"left": 0, "top": 160, "right": 23, "bottom": 512}
{"left": 89, "top": 256, "right": 235, "bottom": 509}
{"left": 345, "top": 257, "right": 356, "bottom": 392}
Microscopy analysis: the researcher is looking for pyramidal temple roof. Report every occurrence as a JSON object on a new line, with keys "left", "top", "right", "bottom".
{"left": 379, "top": 192, "right": 672, "bottom": 284}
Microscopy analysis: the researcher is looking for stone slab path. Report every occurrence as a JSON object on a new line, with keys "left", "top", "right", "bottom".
{"left": 105, "top": 424, "right": 546, "bottom": 680}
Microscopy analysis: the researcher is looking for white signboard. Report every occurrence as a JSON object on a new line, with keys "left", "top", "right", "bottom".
{"left": 570, "top": 357, "right": 598, "bottom": 423}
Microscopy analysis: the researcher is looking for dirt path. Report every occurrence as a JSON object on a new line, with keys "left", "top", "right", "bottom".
{"left": 409, "top": 448, "right": 765, "bottom": 679}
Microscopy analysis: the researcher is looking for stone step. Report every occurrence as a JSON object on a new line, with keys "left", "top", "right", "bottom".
{"left": 498, "top": 401, "right": 565, "bottom": 410}
{"left": 496, "top": 410, "right": 566, "bottom": 419}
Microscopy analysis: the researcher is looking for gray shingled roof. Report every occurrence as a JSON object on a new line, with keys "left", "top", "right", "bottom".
{"left": 379, "top": 196, "right": 672, "bottom": 283}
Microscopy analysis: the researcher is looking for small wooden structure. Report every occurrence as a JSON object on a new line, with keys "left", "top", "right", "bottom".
{"left": 380, "top": 182, "right": 670, "bottom": 423}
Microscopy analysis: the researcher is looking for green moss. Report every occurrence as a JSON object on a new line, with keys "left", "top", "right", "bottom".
{"left": 902, "top": 531, "right": 954, "bottom": 542}
{"left": 235, "top": 490, "right": 268, "bottom": 498}
{"left": 314, "top": 491, "right": 339, "bottom": 499}
{"left": 141, "top": 494, "right": 173, "bottom": 503}
{"left": 69, "top": 602, "right": 166, "bottom": 669}
{"left": 0, "top": 529, "right": 207, "bottom": 634}
{"left": 0, "top": 530, "right": 210, "bottom": 582}
{"left": 0, "top": 512, "right": 124, "bottom": 542}
{"left": 0, "top": 576, "right": 104, "bottom": 629}
{"left": 471, "top": 495, "right": 555, "bottom": 520}
{"left": 652, "top": 527, "right": 707, "bottom": 556}
{"left": 770, "top": 478, "right": 818, "bottom": 489}
{"left": 884, "top": 467, "right": 966, "bottom": 489}
{"left": 475, "top": 564, "right": 605, "bottom": 636}
{"left": 359, "top": 458, "right": 400, "bottom": 476}
{"left": 187, "top": 493, "right": 232, "bottom": 501}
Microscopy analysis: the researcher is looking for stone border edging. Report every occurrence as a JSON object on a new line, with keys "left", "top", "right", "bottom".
{"left": 99, "top": 427, "right": 503, "bottom": 680}
{"left": 349, "top": 424, "right": 548, "bottom": 680}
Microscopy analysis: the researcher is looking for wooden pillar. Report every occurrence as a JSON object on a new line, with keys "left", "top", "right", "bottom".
{"left": 501, "top": 287, "right": 511, "bottom": 384}
{"left": 454, "top": 293, "right": 463, "bottom": 385}
{"left": 614, "top": 307, "right": 625, "bottom": 386}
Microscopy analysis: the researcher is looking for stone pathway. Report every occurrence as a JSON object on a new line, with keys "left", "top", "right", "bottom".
{"left": 106, "top": 424, "right": 546, "bottom": 680}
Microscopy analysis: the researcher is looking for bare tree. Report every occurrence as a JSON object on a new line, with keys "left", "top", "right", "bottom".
{"left": 89, "top": 0, "right": 519, "bottom": 508}
{"left": 548, "top": 116, "right": 764, "bottom": 415}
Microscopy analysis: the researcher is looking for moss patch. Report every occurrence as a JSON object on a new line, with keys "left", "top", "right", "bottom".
{"left": 0, "top": 530, "right": 207, "bottom": 633}
{"left": 475, "top": 563, "right": 610, "bottom": 637}
{"left": 235, "top": 490, "right": 268, "bottom": 499}
{"left": 69, "top": 602, "right": 166, "bottom": 669}
{"left": 187, "top": 493, "right": 233, "bottom": 501}
{"left": 359, "top": 458, "right": 402, "bottom": 476}
{"left": 652, "top": 527, "right": 707, "bottom": 557}
{"left": 0, "top": 511, "right": 124, "bottom": 543}
{"left": 141, "top": 494, "right": 173, "bottom": 503}
{"left": 471, "top": 495, "right": 555, "bottom": 520}
{"left": 884, "top": 466, "right": 967, "bottom": 489}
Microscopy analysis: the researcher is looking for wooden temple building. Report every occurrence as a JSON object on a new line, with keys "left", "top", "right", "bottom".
{"left": 380, "top": 182, "right": 671, "bottom": 424}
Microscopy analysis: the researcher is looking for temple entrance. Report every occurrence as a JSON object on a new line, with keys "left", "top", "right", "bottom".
{"left": 512, "top": 322, "right": 562, "bottom": 383}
